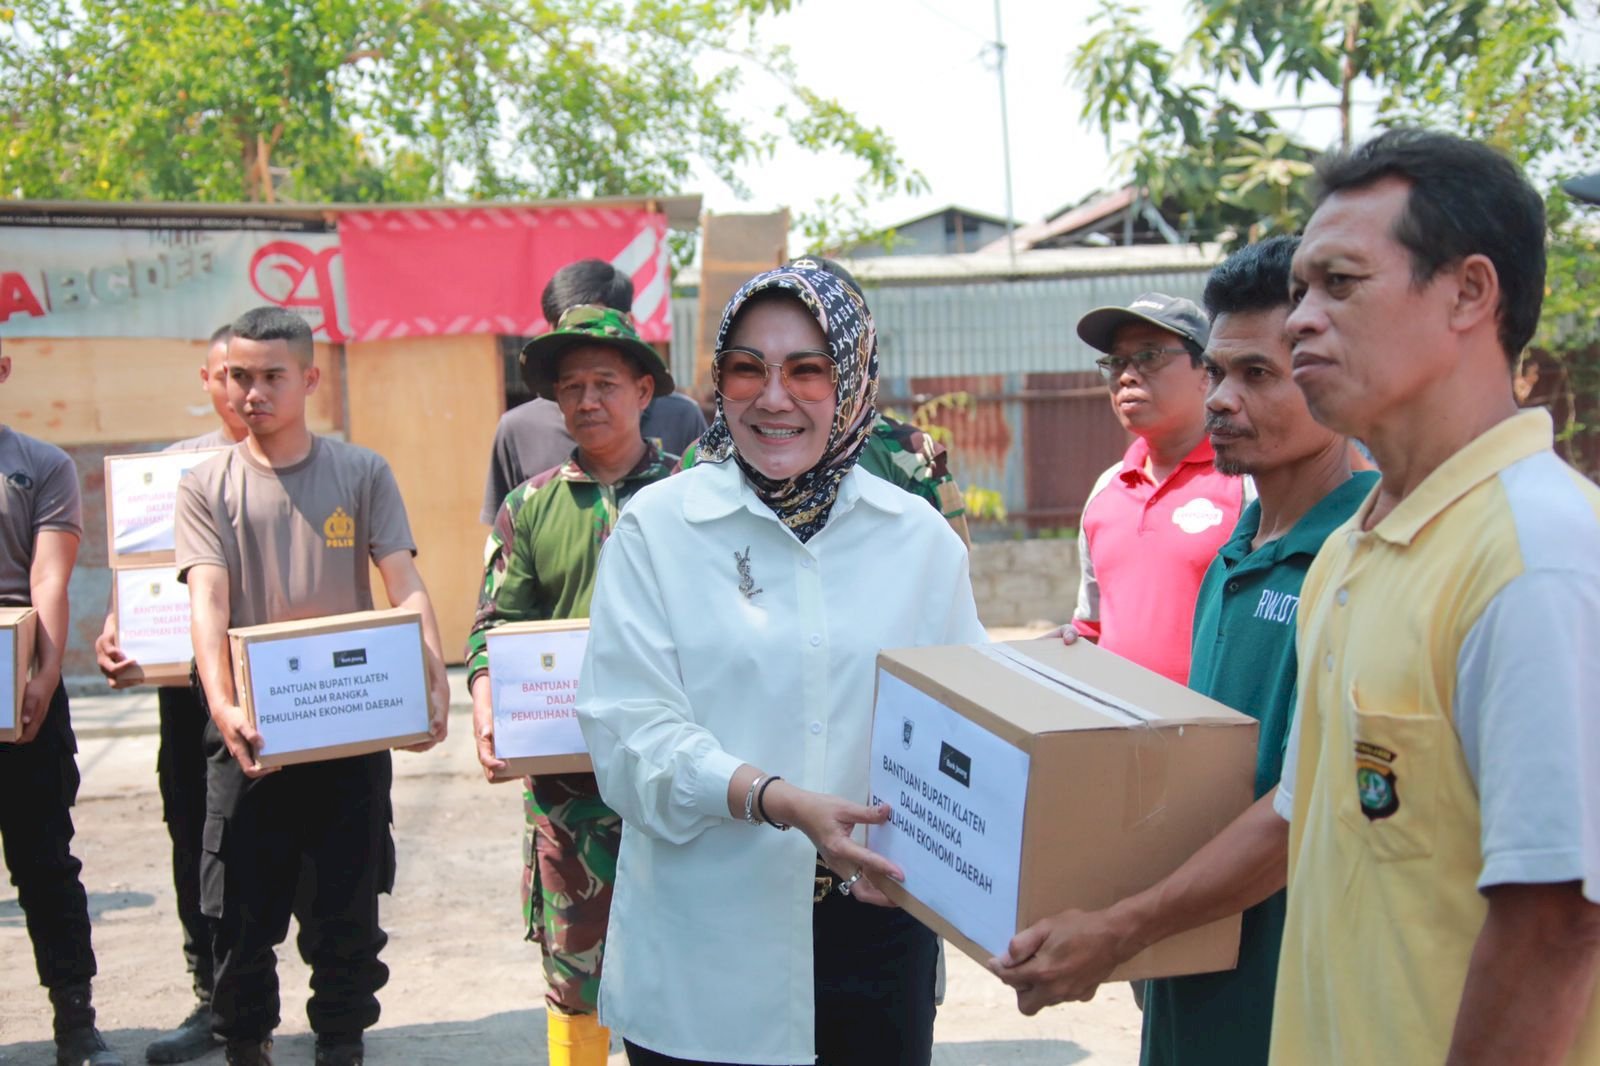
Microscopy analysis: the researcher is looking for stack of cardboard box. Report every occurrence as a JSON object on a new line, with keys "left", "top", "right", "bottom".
{"left": 103, "top": 449, "right": 227, "bottom": 687}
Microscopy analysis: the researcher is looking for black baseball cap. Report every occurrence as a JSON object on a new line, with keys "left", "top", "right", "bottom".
{"left": 1076, "top": 291, "right": 1210, "bottom": 358}
{"left": 1563, "top": 172, "right": 1600, "bottom": 206}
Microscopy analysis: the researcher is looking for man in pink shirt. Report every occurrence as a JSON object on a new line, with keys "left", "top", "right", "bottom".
{"left": 1070, "top": 292, "right": 1249, "bottom": 685}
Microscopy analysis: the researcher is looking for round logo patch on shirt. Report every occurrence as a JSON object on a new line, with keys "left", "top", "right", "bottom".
{"left": 1171, "top": 497, "right": 1224, "bottom": 535}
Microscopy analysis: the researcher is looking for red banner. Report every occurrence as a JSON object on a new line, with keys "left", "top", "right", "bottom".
{"left": 337, "top": 206, "right": 672, "bottom": 342}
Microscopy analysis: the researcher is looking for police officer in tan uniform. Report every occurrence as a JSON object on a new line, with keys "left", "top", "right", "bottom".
{"left": 175, "top": 308, "right": 451, "bottom": 1066}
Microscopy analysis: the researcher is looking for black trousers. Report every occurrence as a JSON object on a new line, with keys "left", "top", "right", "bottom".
{"left": 158, "top": 683, "right": 214, "bottom": 1000}
{"left": 625, "top": 890, "right": 939, "bottom": 1066}
{"left": 0, "top": 684, "right": 98, "bottom": 998}
{"left": 200, "top": 710, "right": 397, "bottom": 1043}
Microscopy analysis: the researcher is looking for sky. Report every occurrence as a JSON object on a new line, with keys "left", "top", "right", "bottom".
{"left": 690, "top": 0, "right": 1356, "bottom": 232}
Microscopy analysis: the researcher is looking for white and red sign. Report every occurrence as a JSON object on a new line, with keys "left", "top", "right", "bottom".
{"left": 0, "top": 228, "right": 350, "bottom": 341}
{"left": 337, "top": 206, "right": 671, "bottom": 342}
{"left": 0, "top": 205, "right": 671, "bottom": 343}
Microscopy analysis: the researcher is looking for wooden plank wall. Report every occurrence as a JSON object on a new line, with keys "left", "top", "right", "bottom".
{"left": 695, "top": 211, "right": 789, "bottom": 386}
{"left": 1, "top": 337, "right": 343, "bottom": 443}
{"left": 345, "top": 334, "right": 503, "bottom": 664}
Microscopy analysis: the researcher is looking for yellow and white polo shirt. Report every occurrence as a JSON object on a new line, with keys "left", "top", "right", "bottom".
{"left": 1269, "top": 408, "right": 1600, "bottom": 1065}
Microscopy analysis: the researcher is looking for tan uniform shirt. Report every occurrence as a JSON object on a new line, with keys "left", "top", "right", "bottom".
{"left": 0, "top": 427, "right": 82, "bottom": 607}
{"left": 174, "top": 436, "right": 415, "bottom": 628}
{"left": 167, "top": 426, "right": 238, "bottom": 453}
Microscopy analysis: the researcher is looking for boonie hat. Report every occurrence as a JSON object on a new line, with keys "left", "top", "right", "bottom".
{"left": 1563, "top": 172, "right": 1600, "bottom": 206}
{"left": 519, "top": 305, "right": 675, "bottom": 401}
{"left": 1076, "top": 291, "right": 1210, "bottom": 358}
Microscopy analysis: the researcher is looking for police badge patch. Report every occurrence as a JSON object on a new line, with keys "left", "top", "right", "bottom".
{"left": 1354, "top": 740, "right": 1400, "bottom": 820}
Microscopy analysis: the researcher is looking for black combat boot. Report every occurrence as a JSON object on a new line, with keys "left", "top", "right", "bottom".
{"left": 222, "top": 1037, "right": 274, "bottom": 1066}
{"left": 144, "top": 999, "right": 220, "bottom": 1063}
{"left": 313, "top": 1032, "right": 364, "bottom": 1066}
{"left": 50, "top": 983, "right": 124, "bottom": 1066}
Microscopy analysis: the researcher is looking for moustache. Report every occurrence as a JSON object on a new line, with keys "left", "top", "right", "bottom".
{"left": 1205, "top": 416, "right": 1255, "bottom": 439}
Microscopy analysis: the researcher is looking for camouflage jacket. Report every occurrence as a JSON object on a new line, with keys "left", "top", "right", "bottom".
{"left": 464, "top": 443, "right": 675, "bottom": 686}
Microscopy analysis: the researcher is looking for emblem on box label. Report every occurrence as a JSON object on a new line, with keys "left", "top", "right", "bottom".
{"left": 938, "top": 741, "right": 972, "bottom": 787}
{"left": 150, "top": 582, "right": 162, "bottom": 596}
{"left": 541, "top": 652, "right": 556, "bottom": 671}
{"left": 323, "top": 506, "right": 356, "bottom": 548}
{"left": 287, "top": 656, "right": 301, "bottom": 672}
{"left": 332, "top": 648, "right": 368, "bottom": 669}
{"left": 142, "top": 471, "right": 154, "bottom": 485}
{"left": 901, "top": 717, "right": 915, "bottom": 749}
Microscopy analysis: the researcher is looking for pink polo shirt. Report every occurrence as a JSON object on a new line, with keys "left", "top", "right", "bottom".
{"left": 1072, "top": 435, "right": 1247, "bottom": 685}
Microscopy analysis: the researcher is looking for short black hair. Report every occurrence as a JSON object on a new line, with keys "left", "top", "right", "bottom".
{"left": 1311, "top": 128, "right": 1545, "bottom": 361}
{"left": 542, "top": 259, "right": 632, "bottom": 325}
{"left": 208, "top": 323, "right": 233, "bottom": 347}
{"left": 1203, "top": 236, "right": 1301, "bottom": 321}
{"left": 230, "top": 306, "right": 314, "bottom": 365}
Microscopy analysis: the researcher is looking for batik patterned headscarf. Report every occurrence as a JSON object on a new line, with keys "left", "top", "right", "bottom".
{"left": 696, "top": 259, "right": 879, "bottom": 542}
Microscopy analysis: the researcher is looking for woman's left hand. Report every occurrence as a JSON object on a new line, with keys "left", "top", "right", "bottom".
{"left": 767, "top": 783, "right": 906, "bottom": 908}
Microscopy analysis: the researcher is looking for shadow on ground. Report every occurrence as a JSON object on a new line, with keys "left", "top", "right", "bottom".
{"left": 1, "top": 1016, "right": 1095, "bottom": 1065}
{"left": 0, "top": 890, "right": 155, "bottom": 929}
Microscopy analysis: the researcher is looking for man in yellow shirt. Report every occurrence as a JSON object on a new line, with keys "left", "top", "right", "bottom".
{"left": 1272, "top": 129, "right": 1600, "bottom": 1063}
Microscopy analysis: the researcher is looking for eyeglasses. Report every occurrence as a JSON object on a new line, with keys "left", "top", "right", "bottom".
{"left": 713, "top": 347, "right": 838, "bottom": 404}
{"left": 1094, "top": 347, "right": 1193, "bottom": 380}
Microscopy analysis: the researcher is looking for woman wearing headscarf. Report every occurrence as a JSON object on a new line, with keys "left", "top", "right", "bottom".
{"left": 575, "top": 261, "right": 985, "bottom": 1066}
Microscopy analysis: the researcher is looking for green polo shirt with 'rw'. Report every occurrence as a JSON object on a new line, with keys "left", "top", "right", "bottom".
{"left": 1140, "top": 470, "right": 1377, "bottom": 1066}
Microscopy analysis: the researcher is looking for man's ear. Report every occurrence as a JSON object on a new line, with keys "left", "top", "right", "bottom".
{"left": 637, "top": 372, "right": 657, "bottom": 410}
{"left": 1450, "top": 253, "right": 1500, "bottom": 336}
{"left": 0, "top": 356, "right": 11, "bottom": 385}
{"left": 304, "top": 365, "right": 322, "bottom": 395}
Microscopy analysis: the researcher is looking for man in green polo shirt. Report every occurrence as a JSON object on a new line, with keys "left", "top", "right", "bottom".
{"left": 464, "top": 305, "right": 675, "bottom": 1066}
{"left": 990, "top": 236, "right": 1377, "bottom": 1065}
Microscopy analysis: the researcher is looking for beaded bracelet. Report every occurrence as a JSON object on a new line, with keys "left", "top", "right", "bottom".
{"left": 756, "top": 774, "right": 791, "bottom": 831}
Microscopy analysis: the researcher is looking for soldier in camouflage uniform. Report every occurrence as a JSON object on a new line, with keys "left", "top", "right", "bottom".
{"left": 465, "top": 305, "right": 676, "bottom": 1066}
{"left": 857, "top": 414, "right": 970, "bottom": 545}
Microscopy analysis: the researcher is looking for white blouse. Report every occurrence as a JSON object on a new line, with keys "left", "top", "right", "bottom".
{"left": 576, "top": 459, "right": 986, "bottom": 1064}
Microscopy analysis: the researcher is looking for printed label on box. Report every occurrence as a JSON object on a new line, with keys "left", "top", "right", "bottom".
{"left": 109, "top": 451, "right": 220, "bottom": 556}
{"left": 116, "top": 567, "right": 193, "bottom": 667}
{"left": 866, "top": 669, "right": 1031, "bottom": 958}
{"left": 247, "top": 623, "right": 428, "bottom": 757}
{"left": 488, "top": 628, "right": 589, "bottom": 761}
{"left": 0, "top": 628, "right": 14, "bottom": 734}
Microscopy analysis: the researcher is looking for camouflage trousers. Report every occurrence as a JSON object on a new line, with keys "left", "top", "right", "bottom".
{"left": 522, "top": 772, "right": 620, "bottom": 1016}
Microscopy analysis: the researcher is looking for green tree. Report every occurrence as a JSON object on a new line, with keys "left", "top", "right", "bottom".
{"left": 1071, "top": 0, "right": 1600, "bottom": 468}
{"left": 0, "top": 0, "right": 922, "bottom": 247}
{"left": 1070, "top": 0, "right": 1587, "bottom": 245}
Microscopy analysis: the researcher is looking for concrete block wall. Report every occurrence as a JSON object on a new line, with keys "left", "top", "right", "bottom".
{"left": 968, "top": 538, "right": 1079, "bottom": 627}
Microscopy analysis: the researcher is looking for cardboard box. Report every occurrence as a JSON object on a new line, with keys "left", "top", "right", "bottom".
{"left": 0, "top": 607, "right": 37, "bottom": 741}
{"left": 865, "top": 638, "right": 1258, "bottom": 980}
{"left": 112, "top": 564, "right": 194, "bottom": 688}
{"left": 230, "top": 608, "right": 432, "bottom": 768}
{"left": 104, "top": 448, "right": 227, "bottom": 567}
{"left": 484, "top": 619, "right": 591, "bottom": 780}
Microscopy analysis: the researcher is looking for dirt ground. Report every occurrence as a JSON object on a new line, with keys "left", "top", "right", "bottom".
{"left": 0, "top": 656, "right": 1141, "bottom": 1065}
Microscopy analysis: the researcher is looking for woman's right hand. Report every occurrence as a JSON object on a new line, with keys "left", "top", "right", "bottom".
{"left": 764, "top": 781, "right": 906, "bottom": 907}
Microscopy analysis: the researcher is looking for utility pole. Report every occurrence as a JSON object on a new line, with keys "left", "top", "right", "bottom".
{"left": 992, "top": 0, "right": 1018, "bottom": 271}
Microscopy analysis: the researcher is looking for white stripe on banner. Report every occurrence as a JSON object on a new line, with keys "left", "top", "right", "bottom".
{"left": 610, "top": 226, "right": 657, "bottom": 277}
